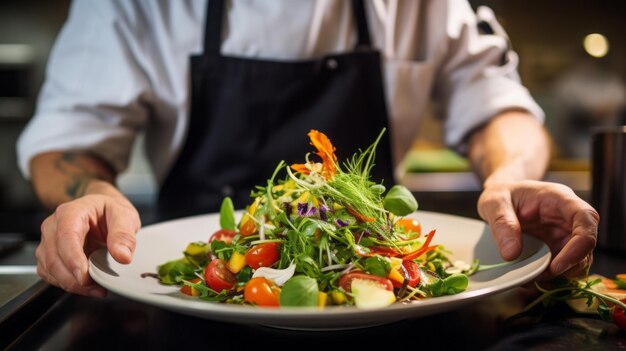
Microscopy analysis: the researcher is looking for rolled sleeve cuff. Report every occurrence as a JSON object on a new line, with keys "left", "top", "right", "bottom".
{"left": 17, "top": 112, "right": 135, "bottom": 179}
{"left": 444, "top": 76, "right": 545, "bottom": 155}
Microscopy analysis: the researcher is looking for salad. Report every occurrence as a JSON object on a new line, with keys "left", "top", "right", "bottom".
{"left": 156, "top": 129, "right": 471, "bottom": 309}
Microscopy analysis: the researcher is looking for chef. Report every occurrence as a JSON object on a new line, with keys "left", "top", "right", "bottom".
{"left": 17, "top": 0, "right": 598, "bottom": 297}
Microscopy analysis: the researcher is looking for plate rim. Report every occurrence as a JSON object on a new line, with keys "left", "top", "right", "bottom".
{"left": 88, "top": 210, "right": 551, "bottom": 328}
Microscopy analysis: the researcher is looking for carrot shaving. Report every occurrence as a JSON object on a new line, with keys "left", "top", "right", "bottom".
{"left": 347, "top": 206, "right": 375, "bottom": 222}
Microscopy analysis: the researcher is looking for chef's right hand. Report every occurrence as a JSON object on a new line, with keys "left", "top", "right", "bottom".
{"left": 36, "top": 190, "right": 141, "bottom": 297}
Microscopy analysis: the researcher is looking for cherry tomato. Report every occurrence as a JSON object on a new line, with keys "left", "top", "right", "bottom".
{"left": 397, "top": 218, "right": 421, "bottom": 237}
{"left": 338, "top": 272, "right": 394, "bottom": 293}
{"left": 613, "top": 299, "right": 626, "bottom": 330}
{"left": 240, "top": 220, "right": 257, "bottom": 236}
{"left": 204, "top": 259, "right": 236, "bottom": 292}
{"left": 240, "top": 198, "right": 261, "bottom": 236}
{"left": 244, "top": 277, "right": 281, "bottom": 307}
{"left": 245, "top": 242, "right": 281, "bottom": 269}
{"left": 391, "top": 260, "right": 421, "bottom": 289}
{"left": 180, "top": 278, "right": 203, "bottom": 296}
{"left": 209, "top": 229, "right": 237, "bottom": 244}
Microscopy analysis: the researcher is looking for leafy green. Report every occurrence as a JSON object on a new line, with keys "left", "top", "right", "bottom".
{"left": 219, "top": 197, "right": 236, "bottom": 230}
{"left": 426, "top": 274, "right": 469, "bottom": 297}
{"left": 181, "top": 279, "right": 231, "bottom": 303}
{"left": 279, "top": 275, "right": 319, "bottom": 307}
{"left": 363, "top": 256, "right": 391, "bottom": 278}
{"left": 383, "top": 185, "right": 418, "bottom": 216}
{"left": 236, "top": 266, "right": 253, "bottom": 284}
{"left": 466, "top": 250, "right": 538, "bottom": 276}
{"left": 157, "top": 258, "right": 197, "bottom": 285}
{"left": 520, "top": 278, "right": 626, "bottom": 322}
{"left": 209, "top": 240, "right": 232, "bottom": 261}
{"left": 370, "top": 184, "right": 386, "bottom": 195}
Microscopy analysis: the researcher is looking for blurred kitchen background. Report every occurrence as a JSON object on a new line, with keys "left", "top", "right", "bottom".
{"left": 1, "top": 0, "right": 625, "bottom": 239}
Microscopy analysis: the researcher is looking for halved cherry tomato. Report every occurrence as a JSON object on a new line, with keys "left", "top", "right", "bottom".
{"left": 338, "top": 272, "right": 394, "bottom": 293}
{"left": 240, "top": 198, "right": 261, "bottom": 236}
{"left": 244, "top": 277, "right": 281, "bottom": 307}
{"left": 397, "top": 218, "right": 421, "bottom": 237}
{"left": 204, "top": 259, "right": 236, "bottom": 292}
{"left": 613, "top": 298, "right": 626, "bottom": 330}
{"left": 209, "top": 229, "right": 237, "bottom": 244}
{"left": 240, "top": 220, "right": 257, "bottom": 236}
{"left": 180, "top": 278, "right": 203, "bottom": 296}
{"left": 391, "top": 260, "right": 421, "bottom": 289}
{"left": 245, "top": 242, "right": 281, "bottom": 269}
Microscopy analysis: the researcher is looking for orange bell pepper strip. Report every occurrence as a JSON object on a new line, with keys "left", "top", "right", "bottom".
{"left": 400, "top": 229, "right": 438, "bottom": 261}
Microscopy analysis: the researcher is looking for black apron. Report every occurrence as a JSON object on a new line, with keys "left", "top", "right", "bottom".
{"left": 158, "top": 0, "right": 395, "bottom": 219}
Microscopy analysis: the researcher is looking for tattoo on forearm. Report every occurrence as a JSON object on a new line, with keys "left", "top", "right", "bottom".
{"left": 54, "top": 152, "right": 98, "bottom": 199}
{"left": 65, "top": 177, "right": 92, "bottom": 198}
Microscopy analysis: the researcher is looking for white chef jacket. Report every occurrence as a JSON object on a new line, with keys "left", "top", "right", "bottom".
{"left": 17, "top": 0, "right": 544, "bottom": 185}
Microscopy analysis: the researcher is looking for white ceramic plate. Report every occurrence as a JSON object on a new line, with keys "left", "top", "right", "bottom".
{"left": 89, "top": 210, "right": 550, "bottom": 330}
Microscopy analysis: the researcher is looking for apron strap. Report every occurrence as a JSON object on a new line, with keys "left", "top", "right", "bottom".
{"left": 351, "top": 0, "right": 372, "bottom": 48}
{"left": 204, "top": 0, "right": 225, "bottom": 54}
{"left": 203, "top": 0, "right": 373, "bottom": 54}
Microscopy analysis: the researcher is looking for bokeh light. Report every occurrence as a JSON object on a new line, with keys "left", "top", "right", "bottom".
{"left": 583, "top": 33, "right": 609, "bottom": 58}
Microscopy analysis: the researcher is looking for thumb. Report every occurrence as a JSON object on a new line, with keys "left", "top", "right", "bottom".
{"left": 106, "top": 204, "right": 141, "bottom": 264}
{"left": 478, "top": 190, "right": 523, "bottom": 261}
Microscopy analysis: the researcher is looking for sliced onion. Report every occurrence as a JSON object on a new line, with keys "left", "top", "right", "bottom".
{"left": 252, "top": 262, "right": 296, "bottom": 286}
{"left": 320, "top": 263, "right": 352, "bottom": 272}
{"left": 259, "top": 222, "right": 266, "bottom": 241}
{"left": 340, "top": 263, "right": 356, "bottom": 275}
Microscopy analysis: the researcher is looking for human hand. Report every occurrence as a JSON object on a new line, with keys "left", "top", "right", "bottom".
{"left": 36, "top": 193, "right": 141, "bottom": 297}
{"left": 477, "top": 180, "right": 599, "bottom": 280}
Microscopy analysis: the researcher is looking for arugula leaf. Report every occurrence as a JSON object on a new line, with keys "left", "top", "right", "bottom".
{"left": 521, "top": 278, "right": 626, "bottom": 321}
{"left": 157, "top": 258, "right": 197, "bottom": 285}
{"left": 236, "top": 266, "right": 253, "bottom": 284}
{"left": 210, "top": 240, "right": 233, "bottom": 261}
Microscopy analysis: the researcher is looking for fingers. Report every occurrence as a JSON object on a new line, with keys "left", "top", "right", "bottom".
{"left": 549, "top": 205, "right": 599, "bottom": 277}
{"left": 509, "top": 182, "right": 598, "bottom": 280}
{"left": 106, "top": 203, "right": 141, "bottom": 264}
{"left": 54, "top": 203, "right": 91, "bottom": 285}
{"left": 478, "top": 187, "right": 523, "bottom": 261}
{"left": 37, "top": 213, "right": 106, "bottom": 297}
{"left": 35, "top": 194, "right": 141, "bottom": 298}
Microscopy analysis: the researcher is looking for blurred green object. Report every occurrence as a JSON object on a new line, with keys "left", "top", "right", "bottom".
{"left": 404, "top": 149, "right": 470, "bottom": 173}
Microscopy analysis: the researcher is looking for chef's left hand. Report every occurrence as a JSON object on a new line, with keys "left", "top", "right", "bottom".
{"left": 477, "top": 179, "right": 599, "bottom": 279}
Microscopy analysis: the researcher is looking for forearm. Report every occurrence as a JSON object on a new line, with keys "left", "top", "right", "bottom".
{"left": 30, "top": 151, "right": 122, "bottom": 209}
{"left": 467, "top": 110, "right": 550, "bottom": 187}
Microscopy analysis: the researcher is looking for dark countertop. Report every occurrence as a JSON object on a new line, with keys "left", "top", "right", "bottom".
{"left": 2, "top": 191, "right": 625, "bottom": 350}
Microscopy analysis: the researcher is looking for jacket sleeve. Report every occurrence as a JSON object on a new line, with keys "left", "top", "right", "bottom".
{"left": 17, "top": 0, "right": 151, "bottom": 178}
{"left": 433, "top": 0, "right": 545, "bottom": 154}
